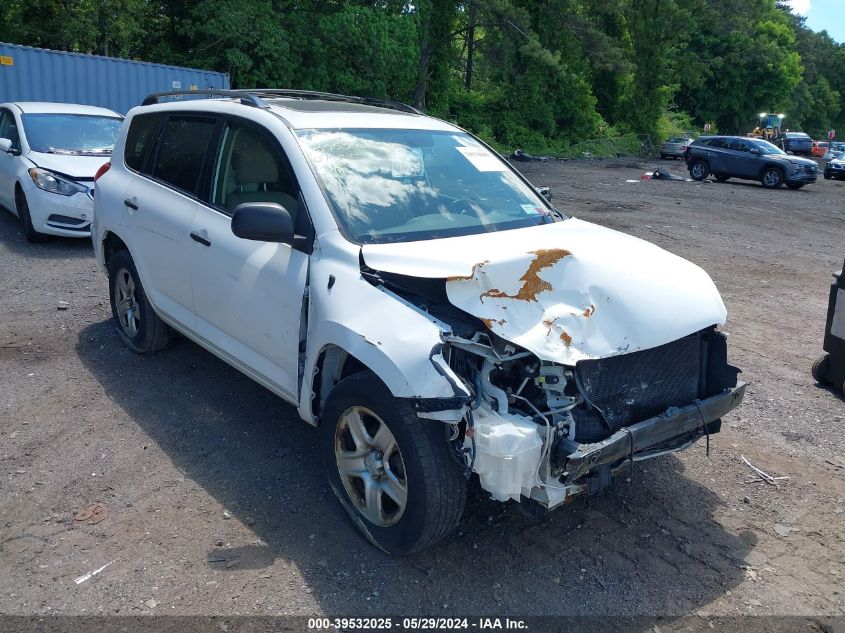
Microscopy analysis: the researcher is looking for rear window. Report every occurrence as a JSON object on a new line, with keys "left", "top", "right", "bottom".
{"left": 786, "top": 133, "right": 810, "bottom": 139}
{"left": 151, "top": 116, "right": 217, "bottom": 196}
{"left": 124, "top": 113, "right": 164, "bottom": 172}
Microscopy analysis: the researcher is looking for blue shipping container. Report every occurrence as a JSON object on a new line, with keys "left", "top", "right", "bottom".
{"left": 0, "top": 42, "right": 229, "bottom": 115}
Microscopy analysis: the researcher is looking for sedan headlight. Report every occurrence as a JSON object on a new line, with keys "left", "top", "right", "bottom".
{"left": 28, "top": 168, "right": 88, "bottom": 196}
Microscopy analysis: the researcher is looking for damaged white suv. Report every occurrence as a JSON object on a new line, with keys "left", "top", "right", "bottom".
{"left": 93, "top": 89, "right": 744, "bottom": 554}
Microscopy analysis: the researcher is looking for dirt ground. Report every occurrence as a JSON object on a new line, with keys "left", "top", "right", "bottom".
{"left": 1, "top": 158, "right": 844, "bottom": 622}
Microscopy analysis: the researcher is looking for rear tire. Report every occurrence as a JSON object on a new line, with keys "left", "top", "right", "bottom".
{"left": 689, "top": 160, "right": 709, "bottom": 181}
{"left": 660, "top": 153, "right": 667, "bottom": 159}
{"left": 824, "top": 173, "right": 831, "bottom": 180}
{"left": 15, "top": 188, "right": 48, "bottom": 243}
{"left": 107, "top": 249, "right": 172, "bottom": 353}
{"left": 812, "top": 354, "right": 830, "bottom": 385}
{"left": 320, "top": 371, "right": 466, "bottom": 554}
{"left": 761, "top": 167, "right": 784, "bottom": 189}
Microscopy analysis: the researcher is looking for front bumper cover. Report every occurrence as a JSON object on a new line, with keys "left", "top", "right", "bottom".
{"left": 562, "top": 382, "right": 746, "bottom": 485}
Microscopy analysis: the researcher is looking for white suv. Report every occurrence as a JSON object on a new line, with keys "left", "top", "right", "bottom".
{"left": 93, "top": 89, "right": 744, "bottom": 554}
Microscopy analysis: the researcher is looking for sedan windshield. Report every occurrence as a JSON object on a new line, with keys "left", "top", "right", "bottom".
{"left": 754, "top": 140, "right": 785, "bottom": 155}
{"left": 22, "top": 114, "right": 123, "bottom": 154}
{"left": 296, "top": 128, "right": 555, "bottom": 244}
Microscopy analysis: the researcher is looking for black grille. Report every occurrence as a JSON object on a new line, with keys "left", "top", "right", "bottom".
{"left": 575, "top": 334, "right": 703, "bottom": 431}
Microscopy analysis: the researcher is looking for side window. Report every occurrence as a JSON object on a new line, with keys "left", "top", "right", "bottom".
{"left": 0, "top": 109, "right": 20, "bottom": 149}
{"left": 124, "top": 113, "right": 164, "bottom": 173}
{"left": 706, "top": 138, "right": 725, "bottom": 149}
{"left": 728, "top": 140, "right": 749, "bottom": 152}
{"left": 210, "top": 121, "right": 299, "bottom": 217}
{"left": 151, "top": 116, "right": 217, "bottom": 196}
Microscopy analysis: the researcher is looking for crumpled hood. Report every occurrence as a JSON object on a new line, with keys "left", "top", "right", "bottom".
{"left": 27, "top": 151, "right": 110, "bottom": 180}
{"left": 770, "top": 154, "right": 815, "bottom": 167}
{"left": 362, "top": 218, "right": 727, "bottom": 364}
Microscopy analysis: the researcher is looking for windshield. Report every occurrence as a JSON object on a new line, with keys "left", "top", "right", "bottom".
{"left": 296, "top": 129, "right": 555, "bottom": 244}
{"left": 754, "top": 140, "right": 785, "bottom": 155}
{"left": 22, "top": 114, "right": 123, "bottom": 154}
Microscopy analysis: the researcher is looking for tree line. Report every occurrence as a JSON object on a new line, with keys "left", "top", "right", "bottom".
{"left": 2, "top": 0, "right": 843, "bottom": 154}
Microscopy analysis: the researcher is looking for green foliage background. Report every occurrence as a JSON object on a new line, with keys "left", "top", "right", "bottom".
{"left": 2, "top": 0, "right": 842, "bottom": 153}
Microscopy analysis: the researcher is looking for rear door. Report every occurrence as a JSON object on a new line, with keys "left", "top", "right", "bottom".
{"left": 123, "top": 114, "right": 217, "bottom": 329}
{"left": 703, "top": 138, "right": 728, "bottom": 173}
{"left": 188, "top": 117, "right": 310, "bottom": 401}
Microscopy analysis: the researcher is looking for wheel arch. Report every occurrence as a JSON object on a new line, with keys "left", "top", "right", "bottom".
{"left": 102, "top": 231, "right": 129, "bottom": 266}
{"left": 758, "top": 162, "right": 785, "bottom": 179}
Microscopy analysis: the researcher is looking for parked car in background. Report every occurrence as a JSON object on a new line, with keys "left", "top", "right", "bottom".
{"left": 824, "top": 151, "right": 845, "bottom": 180}
{"left": 0, "top": 102, "right": 122, "bottom": 241}
{"left": 92, "top": 89, "right": 743, "bottom": 554}
{"left": 773, "top": 131, "right": 813, "bottom": 156}
{"left": 660, "top": 136, "right": 694, "bottom": 159}
{"left": 684, "top": 136, "right": 819, "bottom": 189}
{"left": 823, "top": 142, "right": 845, "bottom": 160}
{"left": 812, "top": 141, "right": 830, "bottom": 158}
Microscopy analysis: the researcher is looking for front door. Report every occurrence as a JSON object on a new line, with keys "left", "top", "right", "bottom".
{"left": 0, "top": 108, "right": 21, "bottom": 210}
{"left": 189, "top": 119, "right": 308, "bottom": 401}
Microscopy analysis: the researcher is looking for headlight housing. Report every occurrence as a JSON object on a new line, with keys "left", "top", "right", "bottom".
{"left": 28, "top": 168, "right": 88, "bottom": 196}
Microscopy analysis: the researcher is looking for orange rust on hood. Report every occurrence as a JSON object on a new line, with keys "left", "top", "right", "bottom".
{"left": 583, "top": 304, "right": 596, "bottom": 318}
{"left": 481, "top": 317, "right": 507, "bottom": 329}
{"left": 560, "top": 331, "right": 573, "bottom": 346}
{"left": 447, "top": 260, "right": 490, "bottom": 282}
{"left": 480, "top": 249, "right": 572, "bottom": 302}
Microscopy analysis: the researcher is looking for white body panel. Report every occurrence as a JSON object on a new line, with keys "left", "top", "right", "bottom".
{"left": 362, "top": 218, "right": 727, "bottom": 364}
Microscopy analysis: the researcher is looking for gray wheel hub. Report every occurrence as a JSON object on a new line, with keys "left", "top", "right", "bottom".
{"left": 335, "top": 406, "right": 408, "bottom": 527}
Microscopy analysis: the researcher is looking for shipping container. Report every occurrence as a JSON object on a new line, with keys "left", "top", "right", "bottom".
{"left": 0, "top": 42, "right": 229, "bottom": 114}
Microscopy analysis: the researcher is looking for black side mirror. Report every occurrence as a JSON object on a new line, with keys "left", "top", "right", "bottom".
{"left": 231, "top": 202, "right": 294, "bottom": 243}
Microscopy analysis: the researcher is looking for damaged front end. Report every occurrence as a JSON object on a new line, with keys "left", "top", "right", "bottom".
{"left": 360, "top": 219, "right": 744, "bottom": 510}
{"left": 363, "top": 263, "right": 743, "bottom": 512}
{"left": 442, "top": 327, "right": 743, "bottom": 509}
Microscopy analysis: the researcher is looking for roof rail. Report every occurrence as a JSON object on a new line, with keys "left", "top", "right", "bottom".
{"left": 140, "top": 88, "right": 423, "bottom": 115}
{"left": 141, "top": 89, "right": 270, "bottom": 109}
{"left": 230, "top": 89, "right": 423, "bottom": 114}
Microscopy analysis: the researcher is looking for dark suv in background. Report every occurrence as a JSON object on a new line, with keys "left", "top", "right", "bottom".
{"left": 684, "top": 136, "right": 819, "bottom": 189}
{"left": 773, "top": 132, "right": 813, "bottom": 156}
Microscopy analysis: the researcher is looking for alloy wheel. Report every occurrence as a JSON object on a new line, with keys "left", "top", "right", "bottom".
{"left": 114, "top": 268, "right": 140, "bottom": 338}
{"left": 334, "top": 406, "right": 408, "bottom": 527}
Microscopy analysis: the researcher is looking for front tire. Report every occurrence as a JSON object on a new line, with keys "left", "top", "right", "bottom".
{"left": 320, "top": 371, "right": 466, "bottom": 554}
{"left": 689, "top": 160, "right": 709, "bottom": 181}
{"left": 15, "top": 188, "right": 48, "bottom": 243}
{"left": 761, "top": 167, "right": 784, "bottom": 189}
{"left": 107, "top": 249, "right": 172, "bottom": 353}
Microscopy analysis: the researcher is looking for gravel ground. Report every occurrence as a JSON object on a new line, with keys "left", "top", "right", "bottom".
{"left": 1, "top": 158, "right": 843, "bottom": 620}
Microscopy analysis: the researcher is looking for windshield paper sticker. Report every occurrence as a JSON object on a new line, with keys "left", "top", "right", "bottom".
{"left": 521, "top": 204, "right": 544, "bottom": 215}
{"left": 456, "top": 146, "right": 507, "bottom": 172}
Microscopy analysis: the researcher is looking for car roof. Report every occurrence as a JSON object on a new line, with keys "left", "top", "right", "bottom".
{"left": 130, "top": 96, "right": 460, "bottom": 132}
{"left": 3, "top": 102, "right": 122, "bottom": 117}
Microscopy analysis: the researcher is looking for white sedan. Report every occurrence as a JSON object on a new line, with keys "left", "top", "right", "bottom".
{"left": 0, "top": 102, "right": 122, "bottom": 241}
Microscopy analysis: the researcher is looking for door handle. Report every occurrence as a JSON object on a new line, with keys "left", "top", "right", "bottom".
{"left": 123, "top": 198, "right": 138, "bottom": 210}
{"left": 190, "top": 231, "right": 211, "bottom": 247}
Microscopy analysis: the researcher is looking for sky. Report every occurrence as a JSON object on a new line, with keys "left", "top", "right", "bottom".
{"left": 785, "top": 0, "right": 845, "bottom": 43}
